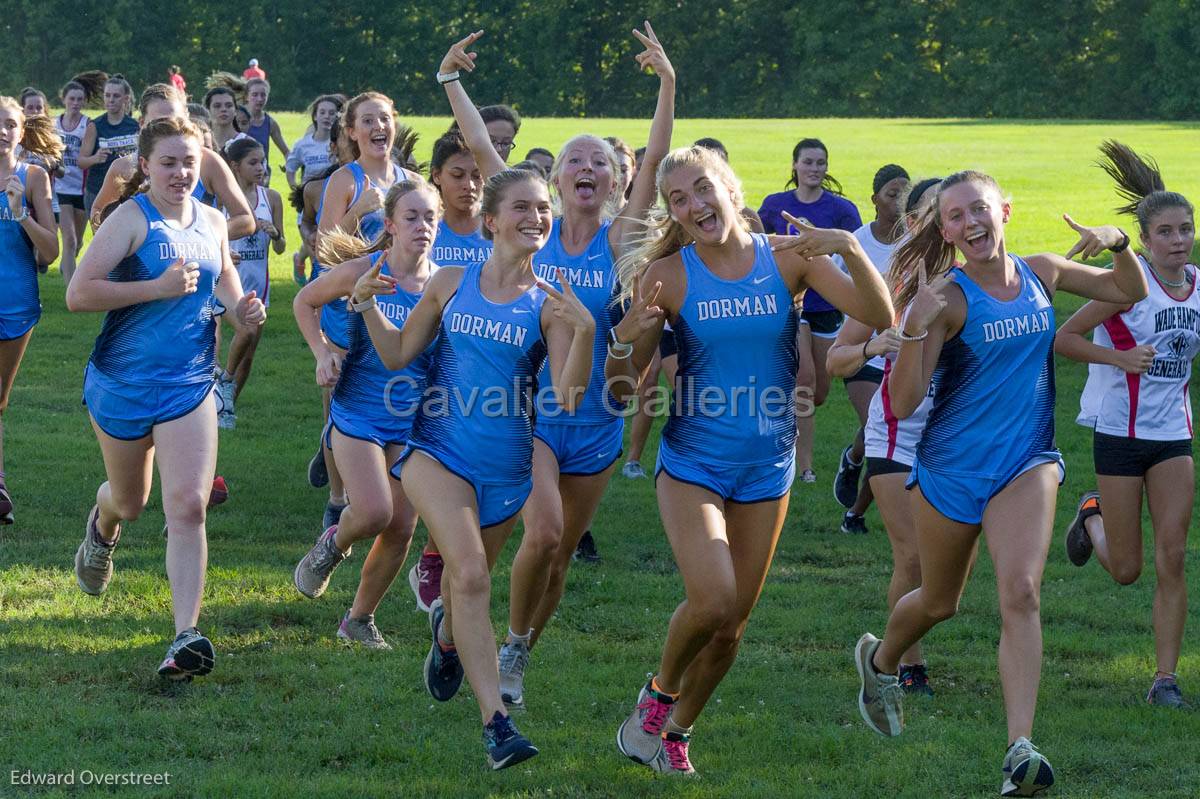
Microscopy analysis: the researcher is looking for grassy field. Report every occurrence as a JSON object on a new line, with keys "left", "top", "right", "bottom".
{"left": 2, "top": 114, "right": 1199, "bottom": 798}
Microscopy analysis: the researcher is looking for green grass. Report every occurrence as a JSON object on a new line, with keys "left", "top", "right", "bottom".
{"left": 2, "top": 115, "right": 1199, "bottom": 798}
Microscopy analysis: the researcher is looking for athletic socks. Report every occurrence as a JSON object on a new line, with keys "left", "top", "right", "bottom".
{"left": 651, "top": 675, "right": 680, "bottom": 700}
{"left": 508, "top": 628, "right": 531, "bottom": 647}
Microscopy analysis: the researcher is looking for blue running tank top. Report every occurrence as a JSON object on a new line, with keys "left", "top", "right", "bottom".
{"left": 89, "top": 194, "right": 222, "bottom": 384}
{"left": 246, "top": 114, "right": 273, "bottom": 164}
{"left": 433, "top": 220, "right": 492, "bottom": 268}
{"left": 665, "top": 233, "right": 798, "bottom": 465}
{"left": 408, "top": 262, "right": 548, "bottom": 484}
{"left": 315, "top": 162, "right": 404, "bottom": 347}
{"left": 333, "top": 252, "right": 434, "bottom": 435}
{"left": 917, "top": 254, "right": 1056, "bottom": 478}
{"left": 0, "top": 163, "right": 40, "bottom": 326}
{"left": 531, "top": 218, "right": 623, "bottom": 424}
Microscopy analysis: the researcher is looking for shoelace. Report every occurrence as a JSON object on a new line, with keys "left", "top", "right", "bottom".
{"left": 356, "top": 616, "right": 385, "bottom": 645}
{"left": 663, "top": 737, "right": 691, "bottom": 772}
{"left": 878, "top": 679, "right": 905, "bottom": 705}
{"left": 639, "top": 695, "right": 672, "bottom": 735}
{"left": 488, "top": 713, "right": 518, "bottom": 744}
{"left": 313, "top": 534, "right": 344, "bottom": 574}
{"left": 500, "top": 644, "right": 529, "bottom": 679}
{"left": 84, "top": 532, "right": 115, "bottom": 570}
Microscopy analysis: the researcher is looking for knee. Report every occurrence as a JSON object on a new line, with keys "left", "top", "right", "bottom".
{"left": 1154, "top": 542, "right": 1186, "bottom": 582}
{"left": 112, "top": 495, "right": 148, "bottom": 522}
{"left": 1110, "top": 559, "right": 1142, "bottom": 586}
{"left": 688, "top": 592, "right": 737, "bottom": 634}
{"left": 162, "top": 488, "right": 207, "bottom": 528}
{"left": 521, "top": 516, "right": 562, "bottom": 561}
{"left": 999, "top": 575, "right": 1041, "bottom": 618}
{"left": 350, "top": 499, "right": 393, "bottom": 537}
{"left": 449, "top": 559, "right": 491, "bottom": 598}
{"left": 923, "top": 594, "right": 960, "bottom": 624}
{"left": 708, "top": 617, "right": 750, "bottom": 656}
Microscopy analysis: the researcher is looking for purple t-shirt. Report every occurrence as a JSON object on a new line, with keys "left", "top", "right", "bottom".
{"left": 757, "top": 190, "right": 862, "bottom": 312}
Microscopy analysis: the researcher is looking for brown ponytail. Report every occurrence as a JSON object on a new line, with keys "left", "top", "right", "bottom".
{"left": 1096, "top": 140, "right": 1192, "bottom": 236}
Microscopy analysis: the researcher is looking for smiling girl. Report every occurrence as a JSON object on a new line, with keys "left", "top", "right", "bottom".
{"left": 0, "top": 97, "right": 59, "bottom": 524}
{"left": 67, "top": 116, "right": 265, "bottom": 681}
{"left": 853, "top": 170, "right": 1148, "bottom": 797}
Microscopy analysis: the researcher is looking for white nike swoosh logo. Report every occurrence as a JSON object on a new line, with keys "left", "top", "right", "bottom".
{"left": 513, "top": 309, "right": 530, "bottom": 314}
{"left": 753, "top": 276, "right": 770, "bottom": 285}
{"left": 504, "top": 497, "right": 520, "bottom": 506}
{"left": 587, "top": 253, "right": 604, "bottom": 261}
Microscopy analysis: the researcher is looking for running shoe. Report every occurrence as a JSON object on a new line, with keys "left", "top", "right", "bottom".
{"left": 573, "top": 530, "right": 600, "bottom": 564}
{"left": 799, "top": 469, "right": 817, "bottom": 484}
{"left": 423, "top": 598, "right": 464, "bottom": 701}
{"left": 650, "top": 727, "right": 697, "bottom": 775}
{"left": 0, "top": 483, "right": 13, "bottom": 525}
{"left": 292, "top": 252, "right": 307, "bottom": 286}
{"left": 854, "top": 633, "right": 904, "bottom": 737}
{"left": 337, "top": 611, "right": 391, "bottom": 650}
{"left": 157, "top": 627, "right": 215, "bottom": 681}
{"left": 308, "top": 445, "right": 329, "bottom": 488}
{"left": 617, "top": 676, "right": 675, "bottom": 764}
{"left": 1065, "top": 490, "right": 1100, "bottom": 566}
{"left": 498, "top": 639, "right": 530, "bottom": 710}
{"left": 293, "top": 525, "right": 351, "bottom": 599}
{"left": 321, "top": 501, "right": 347, "bottom": 535}
{"left": 483, "top": 710, "right": 538, "bottom": 770}
{"left": 75, "top": 505, "right": 119, "bottom": 596}
{"left": 408, "top": 550, "right": 443, "bottom": 612}
{"left": 622, "top": 461, "right": 647, "bottom": 479}
{"left": 834, "top": 444, "right": 864, "bottom": 509}
{"left": 1147, "top": 677, "right": 1188, "bottom": 709}
{"left": 840, "top": 512, "right": 869, "bottom": 535}
{"left": 899, "top": 663, "right": 934, "bottom": 696}
{"left": 1000, "top": 737, "right": 1054, "bottom": 797}
{"left": 208, "top": 475, "right": 229, "bottom": 508}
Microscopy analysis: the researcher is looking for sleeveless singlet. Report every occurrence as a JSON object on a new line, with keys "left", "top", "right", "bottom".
{"left": 333, "top": 252, "right": 434, "bottom": 436}
{"left": 433, "top": 220, "right": 492, "bottom": 268}
{"left": 0, "top": 163, "right": 40, "bottom": 329}
{"left": 55, "top": 113, "right": 88, "bottom": 195}
{"left": 89, "top": 194, "right": 222, "bottom": 385}
{"left": 917, "top": 255, "right": 1056, "bottom": 478}
{"left": 407, "top": 261, "right": 549, "bottom": 485}
{"left": 225, "top": 185, "right": 273, "bottom": 301}
{"left": 665, "top": 233, "right": 798, "bottom": 465}
{"left": 1077, "top": 256, "right": 1200, "bottom": 440}
{"left": 532, "top": 218, "right": 623, "bottom": 425}
{"left": 86, "top": 113, "right": 139, "bottom": 195}
{"left": 246, "top": 113, "right": 273, "bottom": 163}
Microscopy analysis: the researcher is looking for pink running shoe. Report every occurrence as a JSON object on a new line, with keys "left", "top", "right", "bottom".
{"left": 652, "top": 729, "right": 697, "bottom": 775}
{"left": 408, "top": 550, "right": 443, "bottom": 612}
{"left": 616, "top": 677, "right": 675, "bottom": 764}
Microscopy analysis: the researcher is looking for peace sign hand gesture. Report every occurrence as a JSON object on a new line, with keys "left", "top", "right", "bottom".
{"left": 351, "top": 259, "right": 397, "bottom": 305}
{"left": 1063, "top": 214, "right": 1126, "bottom": 260}
{"left": 771, "top": 212, "right": 854, "bottom": 258}
{"left": 904, "top": 260, "right": 951, "bottom": 336}
{"left": 614, "top": 279, "right": 665, "bottom": 344}
{"left": 441, "top": 30, "right": 484, "bottom": 76}
{"left": 632, "top": 21, "right": 673, "bottom": 82}
{"left": 538, "top": 270, "right": 596, "bottom": 334}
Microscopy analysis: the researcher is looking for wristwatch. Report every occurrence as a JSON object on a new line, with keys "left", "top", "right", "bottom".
{"left": 607, "top": 327, "right": 633, "bottom": 358}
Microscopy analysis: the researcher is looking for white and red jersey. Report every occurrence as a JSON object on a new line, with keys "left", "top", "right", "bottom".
{"left": 864, "top": 352, "right": 934, "bottom": 466}
{"left": 1077, "top": 256, "right": 1200, "bottom": 441}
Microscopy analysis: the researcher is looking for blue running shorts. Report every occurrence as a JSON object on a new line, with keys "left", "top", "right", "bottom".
{"left": 907, "top": 452, "right": 1065, "bottom": 525}
{"left": 83, "top": 363, "right": 214, "bottom": 441}
{"left": 533, "top": 418, "right": 624, "bottom": 476}
{"left": 655, "top": 437, "right": 795, "bottom": 503}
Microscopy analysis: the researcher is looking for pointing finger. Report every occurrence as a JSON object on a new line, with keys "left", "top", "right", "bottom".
{"left": 536, "top": 279, "right": 564, "bottom": 302}
{"left": 1062, "top": 213, "right": 1087, "bottom": 234}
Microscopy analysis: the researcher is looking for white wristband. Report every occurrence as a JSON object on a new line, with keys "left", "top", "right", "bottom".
{"left": 436, "top": 71, "right": 461, "bottom": 85}
{"left": 11, "top": 207, "right": 28, "bottom": 223}
{"left": 607, "top": 341, "right": 633, "bottom": 360}
{"left": 351, "top": 295, "right": 376, "bottom": 312}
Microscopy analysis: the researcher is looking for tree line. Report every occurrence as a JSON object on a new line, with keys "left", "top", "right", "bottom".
{"left": 4, "top": 0, "right": 1198, "bottom": 119}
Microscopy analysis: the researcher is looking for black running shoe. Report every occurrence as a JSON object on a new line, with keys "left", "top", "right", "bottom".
{"left": 840, "top": 512, "right": 868, "bottom": 535}
{"left": 899, "top": 663, "right": 934, "bottom": 696}
{"left": 483, "top": 710, "right": 538, "bottom": 770}
{"left": 0, "top": 483, "right": 13, "bottom": 525}
{"left": 423, "top": 598, "right": 464, "bottom": 701}
{"left": 1065, "top": 491, "right": 1100, "bottom": 566}
{"left": 573, "top": 530, "right": 600, "bottom": 564}
{"left": 308, "top": 445, "right": 329, "bottom": 488}
{"left": 833, "top": 445, "right": 863, "bottom": 509}
{"left": 157, "top": 628, "right": 215, "bottom": 681}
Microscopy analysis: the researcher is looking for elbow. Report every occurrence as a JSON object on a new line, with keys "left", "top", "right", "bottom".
{"left": 65, "top": 286, "right": 87, "bottom": 313}
{"left": 378, "top": 351, "right": 404, "bottom": 371}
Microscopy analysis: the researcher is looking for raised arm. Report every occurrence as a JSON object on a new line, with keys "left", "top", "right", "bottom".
{"left": 351, "top": 261, "right": 456, "bottom": 370}
{"left": 774, "top": 214, "right": 894, "bottom": 330}
{"left": 1028, "top": 214, "right": 1147, "bottom": 305}
{"left": 438, "top": 32, "right": 507, "bottom": 180}
{"left": 889, "top": 264, "right": 958, "bottom": 418}
{"left": 605, "top": 260, "right": 674, "bottom": 402}
{"left": 611, "top": 22, "right": 675, "bottom": 251}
